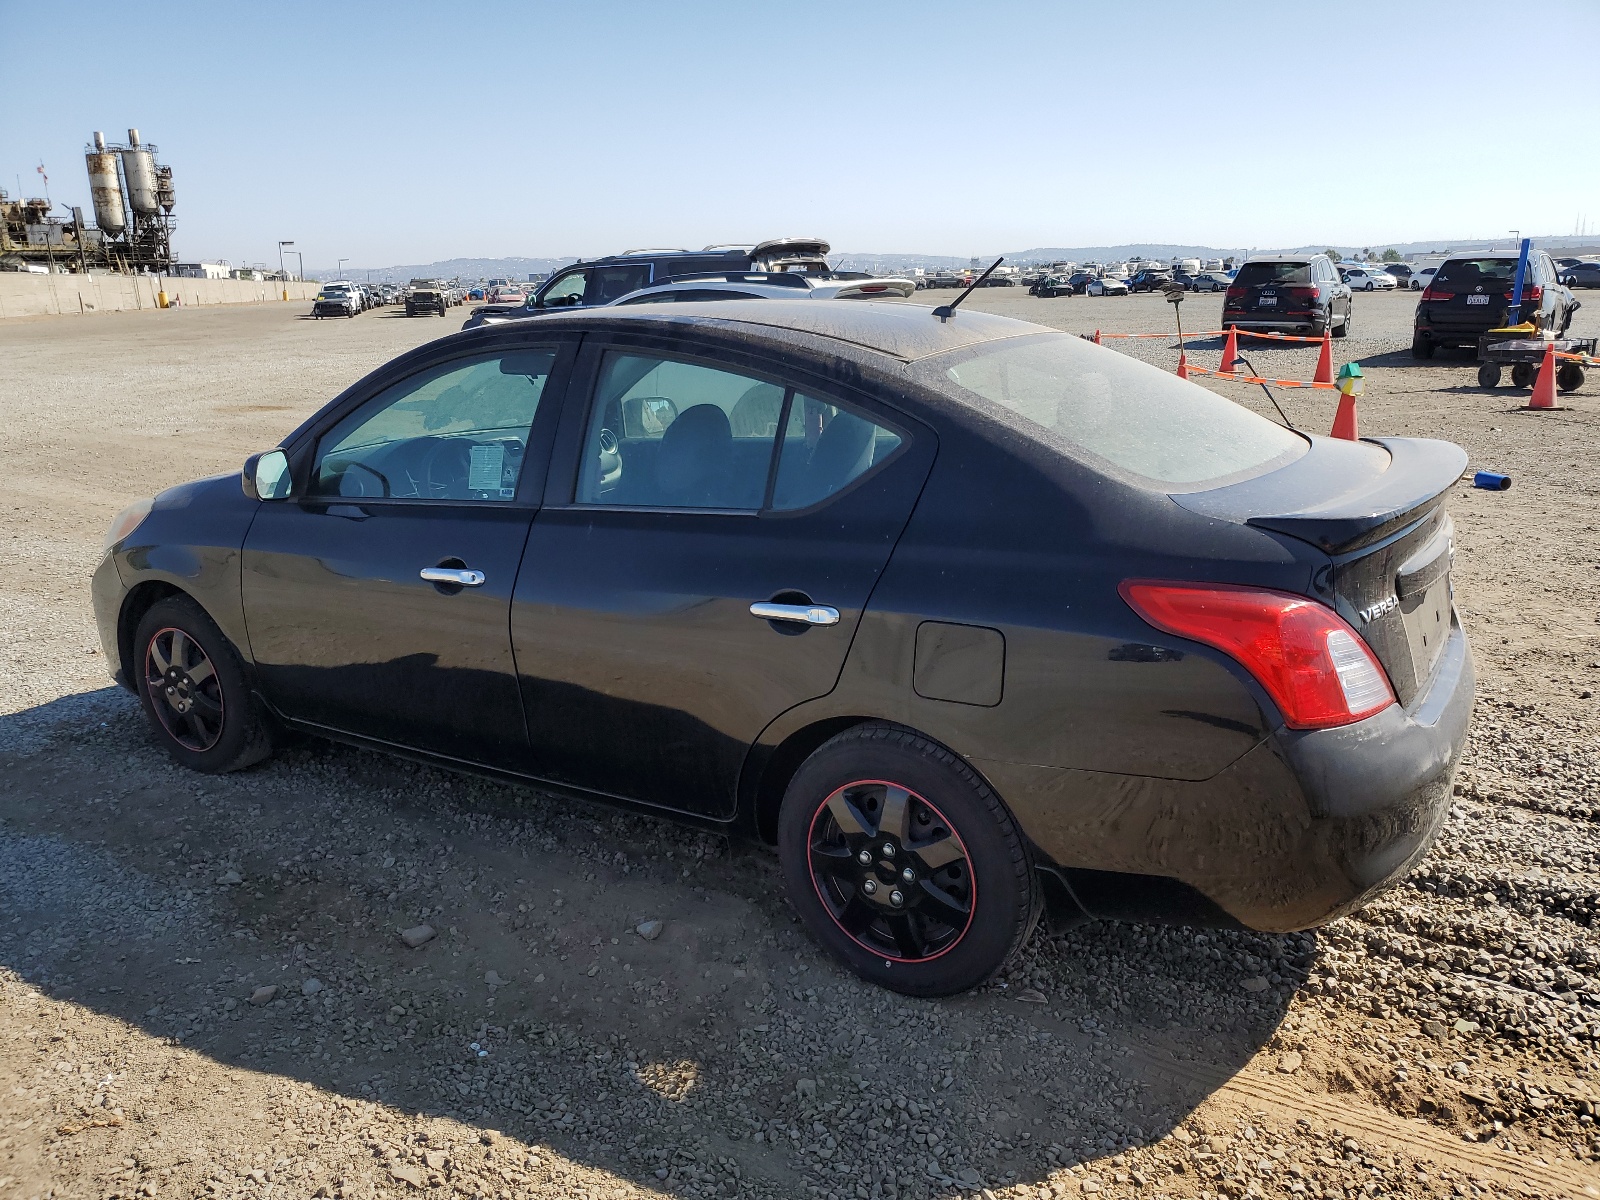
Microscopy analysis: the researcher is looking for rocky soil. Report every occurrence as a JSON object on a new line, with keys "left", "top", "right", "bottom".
{"left": 1, "top": 292, "right": 1597, "bottom": 1200}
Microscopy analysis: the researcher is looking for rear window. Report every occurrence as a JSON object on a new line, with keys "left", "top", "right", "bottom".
{"left": 1234, "top": 261, "right": 1312, "bottom": 286}
{"left": 923, "top": 333, "right": 1307, "bottom": 490}
{"left": 1434, "top": 259, "right": 1518, "bottom": 286}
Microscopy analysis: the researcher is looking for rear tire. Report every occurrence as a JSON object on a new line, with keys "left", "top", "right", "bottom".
{"left": 133, "top": 596, "right": 273, "bottom": 774}
{"left": 778, "top": 723, "right": 1040, "bottom": 997}
{"left": 1411, "top": 334, "right": 1434, "bottom": 360}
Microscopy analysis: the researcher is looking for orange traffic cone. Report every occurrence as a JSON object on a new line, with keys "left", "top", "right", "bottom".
{"left": 1219, "top": 325, "right": 1239, "bottom": 374}
{"left": 1330, "top": 392, "right": 1358, "bottom": 440}
{"left": 1526, "top": 342, "right": 1559, "bottom": 410}
{"left": 1176, "top": 351, "right": 1189, "bottom": 379}
{"left": 1313, "top": 328, "right": 1334, "bottom": 384}
{"left": 1093, "top": 329, "right": 1102, "bottom": 345}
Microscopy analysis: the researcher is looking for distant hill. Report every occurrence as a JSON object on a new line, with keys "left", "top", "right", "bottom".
{"left": 312, "top": 235, "right": 1600, "bottom": 280}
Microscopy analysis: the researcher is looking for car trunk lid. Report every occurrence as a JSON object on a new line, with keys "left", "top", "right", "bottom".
{"left": 1174, "top": 436, "right": 1468, "bottom": 706}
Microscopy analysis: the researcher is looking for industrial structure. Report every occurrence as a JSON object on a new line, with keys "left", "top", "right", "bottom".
{"left": 1, "top": 128, "right": 175, "bottom": 274}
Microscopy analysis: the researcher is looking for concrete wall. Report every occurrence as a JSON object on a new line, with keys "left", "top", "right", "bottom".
{"left": 0, "top": 273, "right": 321, "bottom": 319}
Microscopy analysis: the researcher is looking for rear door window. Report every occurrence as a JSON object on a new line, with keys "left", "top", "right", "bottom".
{"left": 586, "top": 265, "right": 654, "bottom": 305}
{"left": 575, "top": 353, "right": 903, "bottom": 510}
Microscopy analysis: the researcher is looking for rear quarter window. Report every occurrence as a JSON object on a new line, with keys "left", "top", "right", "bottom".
{"left": 922, "top": 333, "right": 1307, "bottom": 491}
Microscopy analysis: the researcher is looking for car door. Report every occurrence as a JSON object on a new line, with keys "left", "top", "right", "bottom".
{"left": 509, "top": 336, "right": 935, "bottom": 819}
{"left": 241, "top": 339, "right": 575, "bottom": 766}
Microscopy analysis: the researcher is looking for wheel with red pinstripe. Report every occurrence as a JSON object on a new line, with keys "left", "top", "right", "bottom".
{"left": 778, "top": 723, "right": 1040, "bottom": 996}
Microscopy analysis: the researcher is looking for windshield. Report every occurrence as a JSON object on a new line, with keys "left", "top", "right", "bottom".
{"left": 1234, "top": 262, "right": 1312, "bottom": 286}
{"left": 922, "top": 333, "right": 1306, "bottom": 490}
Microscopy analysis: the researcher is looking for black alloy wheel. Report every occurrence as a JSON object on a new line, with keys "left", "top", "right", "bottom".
{"left": 133, "top": 596, "right": 273, "bottom": 773}
{"left": 807, "top": 781, "right": 975, "bottom": 963}
{"left": 144, "top": 626, "right": 224, "bottom": 752}
{"left": 779, "top": 723, "right": 1040, "bottom": 996}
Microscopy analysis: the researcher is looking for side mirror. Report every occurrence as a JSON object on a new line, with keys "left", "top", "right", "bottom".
{"left": 242, "top": 449, "right": 292, "bottom": 501}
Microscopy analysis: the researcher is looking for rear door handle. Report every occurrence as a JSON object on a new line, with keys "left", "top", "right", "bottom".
{"left": 420, "top": 567, "right": 486, "bottom": 587}
{"left": 750, "top": 601, "right": 839, "bottom": 626}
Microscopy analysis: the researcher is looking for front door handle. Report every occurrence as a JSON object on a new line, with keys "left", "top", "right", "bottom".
{"left": 420, "top": 566, "right": 486, "bottom": 587}
{"left": 750, "top": 601, "right": 840, "bottom": 626}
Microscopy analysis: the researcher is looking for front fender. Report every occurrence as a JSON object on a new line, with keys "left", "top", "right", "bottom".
{"left": 110, "top": 472, "right": 261, "bottom": 672}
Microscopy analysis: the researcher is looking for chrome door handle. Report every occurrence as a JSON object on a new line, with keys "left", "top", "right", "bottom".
{"left": 420, "top": 567, "right": 485, "bottom": 587}
{"left": 750, "top": 601, "right": 840, "bottom": 626}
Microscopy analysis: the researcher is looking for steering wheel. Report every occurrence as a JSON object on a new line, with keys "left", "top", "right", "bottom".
{"left": 339, "top": 461, "right": 391, "bottom": 498}
{"left": 419, "top": 438, "right": 473, "bottom": 499}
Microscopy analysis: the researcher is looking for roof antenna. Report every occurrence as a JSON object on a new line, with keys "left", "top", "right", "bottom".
{"left": 933, "top": 256, "right": 1003, "bottom": 321}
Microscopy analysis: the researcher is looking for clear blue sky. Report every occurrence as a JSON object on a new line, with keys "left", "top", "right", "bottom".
{"left": 5, "top": 0, "right": 1597, "bottom": 268}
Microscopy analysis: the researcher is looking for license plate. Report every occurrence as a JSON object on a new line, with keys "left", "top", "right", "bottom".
{"left": 1402, "top": 573, "right": 1452, "bottom": 683}
{"left": 1257, "top": 295, "right": 1277, "bottom": 308}
{"left": 1466, "top": 294, "right": 1490, "bottom": 305}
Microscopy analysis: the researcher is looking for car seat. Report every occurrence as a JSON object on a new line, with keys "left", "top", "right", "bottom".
{"left": 654, "top": 404, "right": 733, "bottom": 507}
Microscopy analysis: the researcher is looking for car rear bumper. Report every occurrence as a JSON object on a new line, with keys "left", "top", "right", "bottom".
{"left": 1222, "top": 314, "right": 1324, "bottom": 333}
{"left": 981, "top": 616, "right": 1474, "bottom": 932}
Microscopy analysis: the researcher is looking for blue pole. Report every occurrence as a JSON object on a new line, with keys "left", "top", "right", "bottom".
{"left": 1507, "top": 237, "right": 1532, "bottom": 325}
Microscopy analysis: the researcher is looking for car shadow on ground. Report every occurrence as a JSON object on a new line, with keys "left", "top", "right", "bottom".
{"left": 0, "top": 690, "right": 1310, "bottom": 1198}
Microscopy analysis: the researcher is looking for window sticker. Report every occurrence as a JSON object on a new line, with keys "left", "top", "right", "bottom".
{"left": 468, "top": 444, "right": 506, "bottom": 493}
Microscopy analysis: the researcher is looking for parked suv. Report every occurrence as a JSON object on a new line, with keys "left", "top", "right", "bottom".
{"left": 311, "top": 283, "right": 360, "bottom": 319}
{"left": 1412, "top": 252, "right": 1578, "bottom": 357}
{"left": 462, "top": 238, "right": 837, "bottom": 330}
{"left": 1223, "top": 255, "right": 1352, "bottom": 337}
{"left": 406, "top": 286, "right": 449, "bottom": 318}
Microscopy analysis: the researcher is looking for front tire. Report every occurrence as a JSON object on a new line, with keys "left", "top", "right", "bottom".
{"left": 133, "top": 596, "right": 273, "bottom": 774}
{"left": 778, "top": 723, "right": 1040, "bottom": 997}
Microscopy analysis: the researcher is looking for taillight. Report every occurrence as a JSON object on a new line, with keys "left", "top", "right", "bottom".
{"left": 1119, "top": 581, "right": 1396, "bottom": 730}
{"left": 1285, "top": 286, "right": 1318, "bottom": 300}
{"left": 1224, "top": 285, "right": 1245, "bottom": 300}
{"left": 1523, "top": 283, "right": 1543, "bottom": 303}
{"left": 1420, "top": 285, "right": 1454, "bottom": 302}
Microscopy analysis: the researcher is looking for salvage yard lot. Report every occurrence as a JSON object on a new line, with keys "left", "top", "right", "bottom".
{"left": 2, "top": 292, "right": 1599, "bottom": 1200}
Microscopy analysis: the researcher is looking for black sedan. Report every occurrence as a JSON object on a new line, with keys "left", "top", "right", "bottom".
{"left": 93, "top": 301, "right": 1474, "bottom": 997}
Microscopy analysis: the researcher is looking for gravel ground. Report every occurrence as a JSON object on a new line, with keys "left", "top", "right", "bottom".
{"left": 2, "top": 292, "right": 1598, "bottom": 1200}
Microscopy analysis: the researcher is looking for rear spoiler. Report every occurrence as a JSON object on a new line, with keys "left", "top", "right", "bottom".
{"left": 832, "top": 277, "right": 917, "bottom": 299}
{"left": 1176, "top": 437, "right": 1468, "bottom": 555}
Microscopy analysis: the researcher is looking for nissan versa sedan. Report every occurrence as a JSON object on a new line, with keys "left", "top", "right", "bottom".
{"left": 93, "top": 302, "right": 1474, "bottom": 996}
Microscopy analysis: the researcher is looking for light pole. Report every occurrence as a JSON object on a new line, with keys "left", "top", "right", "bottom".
{"left": 278, "top": 240, "right": 295, "bottom": 299}
{"left": 292, "top": 251, "right": 304, "bottom": 284}
{"left": 337, "top": 257, "right": 348, "bottom": 280}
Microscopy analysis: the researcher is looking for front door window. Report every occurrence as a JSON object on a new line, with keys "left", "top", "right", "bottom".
{"left": 311, "top": 350, "right": 555, "bottom": 502}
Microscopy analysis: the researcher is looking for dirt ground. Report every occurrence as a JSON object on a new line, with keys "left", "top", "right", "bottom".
{"left": 2, "top": 289, "right": 1598, "bottom": 1200}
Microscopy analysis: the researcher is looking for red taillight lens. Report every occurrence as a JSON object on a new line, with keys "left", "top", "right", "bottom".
{"left": 1225, "top": 285, "right": 1245, "bottom": 299}
{"left": 1119, "top": 581, "right": 1396, "bottom": 730}
{"left": 1420, "top": 285, "right": 1454, "bottom": 302}
{"left": 1523, "top": 283, "right": 1543, "bottom": 303}
{"left": 1285, "top": 286, "right": 1318, "bottom": 299}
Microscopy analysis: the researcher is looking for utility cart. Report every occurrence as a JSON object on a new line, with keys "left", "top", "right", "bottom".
{"left": 1477, "top": 334, "right": 1593, "bottom": 392}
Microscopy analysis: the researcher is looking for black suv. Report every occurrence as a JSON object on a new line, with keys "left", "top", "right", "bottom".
{"left": 462, "top": 238, "right": 834, "bottom": 330}
{"left": 1128, "top": 268, "right": 1173, "bottom": 293}
{"left": 1412, "top": 251, "right": 1578, "bottom": 357}
{"left": 1222, "top": 255, "right": 1352, "bottom": 338}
